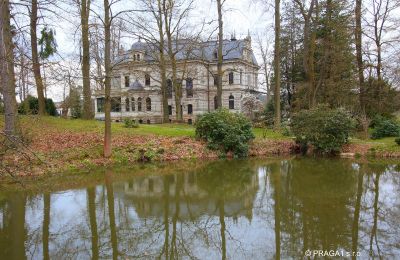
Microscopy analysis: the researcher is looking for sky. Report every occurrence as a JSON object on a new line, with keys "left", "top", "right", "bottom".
{"left": 37, "top": 0, "right": 274, "bottom": 102}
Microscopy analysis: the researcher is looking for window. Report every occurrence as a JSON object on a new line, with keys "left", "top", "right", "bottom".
{"left": 111, "top": 76, "right": 121, "bottom": 89}
{"left": 139, "top": 119, "right": 143, "bottom": 124}
{"left": 168, "top": 105, "right": 172, "bottom": 115}
{"left": 188, "top": 119, "right": 193, "bottom": 125}
{"left": 97, "top": 98, "right": 105, "bottom": 112}
{"left": 186, "top": 78, "right": 193, "bottom": 98}
{"left": 125, "top": 97, "right": 130, "bottom": 111}
{"left": 147, "top": 119, "right": 151, "bottom": 124}
{"left": 214, "top": 51, "right": 217, "bottom": 59}
{"left": 111, "top": 97, "right": 121, "bottom": 112}
{"left": 137, "top": 54, "right": 140, "bottom": 61}
{"left": 214, "top": 96, "right": 218, "bottom": 110}
{"left": 228, "top": 72, "right": 234, "bottom": 85}
{"left": 247, "top": 74, "right": 251, "bottom": 86}
{"left": 146, "top": 97, "right": 151, "bottom": 111}
{"left": 137, "top": 97, "right": 142, "bottom": 111}
{"left": 240, "top": 70, "right": 243, "bottom": 84}
{"left": 229, "top": 95, "right": 234, "bottom": 109}
{"left": 131, "top": 97, "right": 135, "bottom": 111}
{"left": 188, "top": 104, "right": 193, "bottom": 114}
{"left": 145, "top": 74, "right": 150, "bottom": 86}
{"left": 124, "top": 75, "right": 130, "bottom": 87}
{"left": 213, "top": 75, "right": 218, "bottom": 86}
{"left": 167, "top": 79, "right": 173, "bottom": 98}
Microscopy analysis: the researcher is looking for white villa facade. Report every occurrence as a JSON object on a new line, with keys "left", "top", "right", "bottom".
{"left": 93, "top": 36, "right": 260, "bottom": 124}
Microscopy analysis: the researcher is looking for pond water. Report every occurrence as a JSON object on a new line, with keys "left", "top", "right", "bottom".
{"left": 0, "top": 158, "right": 400, "bottom": 259}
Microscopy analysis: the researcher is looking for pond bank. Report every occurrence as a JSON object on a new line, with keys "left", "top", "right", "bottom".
{"left": 1, "top": 116, "right": 399, "bottom": 178}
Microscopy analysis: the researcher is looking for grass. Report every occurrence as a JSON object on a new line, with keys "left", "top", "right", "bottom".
{"left": 11, "top": 116, "right": 291, "bottom": 139}
{"left": 351, "top": 136, "right": 400, "bottom": 152}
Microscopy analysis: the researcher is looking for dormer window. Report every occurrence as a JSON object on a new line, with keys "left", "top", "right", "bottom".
{"left": 137, "top": 54, "right": 140, "bottom": 61}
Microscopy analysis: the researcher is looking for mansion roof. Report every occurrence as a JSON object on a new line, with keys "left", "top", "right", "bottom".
{"left": 113, "top": 38, "right": 259, "bottom": 67}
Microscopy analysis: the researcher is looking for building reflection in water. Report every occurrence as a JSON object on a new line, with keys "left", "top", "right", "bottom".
{"left": 0, "top": 159, "right": 399, "bottom": 259}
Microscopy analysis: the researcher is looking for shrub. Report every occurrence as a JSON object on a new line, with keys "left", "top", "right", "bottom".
{"left": 371, "top": 120, "right": 400, "bottom": 139}
{"left": 291, "top": 105, "right": 355, "bottom": 154}
{"left": 18, "top": 95, "right": 58, "bottom": 116}
{"left": 195, "top": 109, "right": 255, "bottom": 157}
{"left": 395, "top": 137, "right": 400, "bottom": 146}
{"left": 123, "top": 118, "right": 139, "bottom": 128}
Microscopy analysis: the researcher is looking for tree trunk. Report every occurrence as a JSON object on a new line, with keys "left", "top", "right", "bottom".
{"left": 30, "top": 0, "right": 46, "bottom": 115}
{"left": 163, "top": 3, "right": 182, "bottom": 122}
{"left": 355, "top": 0, "right": 365, "bottom": 112}
{"left": 81, "top": 0, "right": 92, "bottom": 119}
{"left": 274, "top": 0, "right": 281, "bottom": 130}
{"left": 0, "top": 0, "right": 18, "bottom": 136}
{"left": 103, "top": 0, "right": 112, "bottom": 158}
{"left": 157, "top": 0, "right": 169, "bottom": 123}
{"left": 216, "top": 0, "right": 223, "bottom": 108}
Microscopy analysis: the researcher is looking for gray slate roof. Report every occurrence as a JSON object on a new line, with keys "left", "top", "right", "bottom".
{"left": 114, "top": 39, "right": 258, "bottom": 66}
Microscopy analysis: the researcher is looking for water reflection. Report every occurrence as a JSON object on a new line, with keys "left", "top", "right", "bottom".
{"left": 0, "top": 159, "right": 399, "bottom": 259}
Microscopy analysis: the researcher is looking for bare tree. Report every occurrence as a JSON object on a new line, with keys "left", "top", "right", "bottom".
{"left": 0, "top": 0, "right": 18, "bottom": 136}
{"left": 355, "top": 0, "right": 365, "bottom": 112}
{"left": 79, "top": 0, "right": 93, "bottom": 119}
{"left": 29, "top": 0, "right": 46, "bottom": 115}
{"left": 216, "top": 0, "right": 224, "bottom": 108}
{"left": 274, "top": 0, "right": 281, "bottom": 130}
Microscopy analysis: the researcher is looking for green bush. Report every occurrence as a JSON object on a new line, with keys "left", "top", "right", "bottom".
{"left": 18, "top": 95, "right": 57, "bottom": 116}
{"left": 395, "top": 137, "right": 400, "bottom": 146}
{"left": 195, "top": 109, "right": 255, "bottom": 157}
{"left": 291, "top": 105, "right": 355, "bottom": 154}
{"left": 123, "top": 118, "right": 139, "bottom": 128}
{"left": 371, "top": 120, "right": 400, "bottom": 139}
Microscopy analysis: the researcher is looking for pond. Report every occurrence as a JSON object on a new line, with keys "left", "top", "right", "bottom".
{"left": 0, "top": 158, "right": 399, "bottom": 259}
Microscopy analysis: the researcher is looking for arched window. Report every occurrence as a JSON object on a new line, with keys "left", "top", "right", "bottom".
{"left": 188, "top": 104, "right": 193, "bottom": 114}
{"left": 125, "top": 97, "right": 130, "bottom": 111}
{"left": 229, "top": 95, "right": 234, "bottom": 109}
{"left": 131, "top": 97, "right": 135, "bottom": 111}
{"left": 145, "top": 74, "right": 150, "bottom": 86}
{"left": 214, "top": 96, "right": 218, "bottom": 110}
{"left": 186, "top": 78, "right": 193, "bottom": 98}
{"left": 146, "top": 97, "right": 151, "bottom": 111}
{"left": 228, "top": 72, "right": 234, "bottom": 85}
{"left": 167, "top": 79, "right": 173, "bottom": 98}
{"left": 137, "top": 97, "right": 142, "bottom": 111}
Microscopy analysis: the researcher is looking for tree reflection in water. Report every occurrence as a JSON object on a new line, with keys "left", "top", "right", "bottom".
{"left": 0, "top": 159, "right": 399, "bottom": 259}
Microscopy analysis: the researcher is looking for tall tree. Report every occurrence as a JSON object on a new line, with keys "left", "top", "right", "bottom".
{"left": 29, "top": 0, "right": 46, "bottom": 115}
{"left": 0, "top": 0, "right": 18, "bottom": 136}
{"left": 293, "top": 0, "right": 316, "bottom": 108}
{"left": 355, "top": 0, "right": 365, "bottom": 111}
{"left": 80, "top": 0, "right": 92, "bottom": 119}
{"left": 216, "top": 0, "right": 224, "bottom": 108}
{"left": 274, "top": 0, "right": 281, "bottom": 130}
{"left": 103, "top": 0, "right": 112, "bottom": 157}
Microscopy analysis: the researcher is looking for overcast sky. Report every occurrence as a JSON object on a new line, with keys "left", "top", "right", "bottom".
{"left": 35, "top": 0, "right": 274, "bottom": 102}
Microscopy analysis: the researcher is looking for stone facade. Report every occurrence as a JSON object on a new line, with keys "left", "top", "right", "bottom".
{"left": 93, "top": 36, "right": 260, "bottom": 124}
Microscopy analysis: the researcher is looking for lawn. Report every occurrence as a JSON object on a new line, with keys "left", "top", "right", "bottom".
{"left": 10, "top": 116, "right": 289, "bottom": 139}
